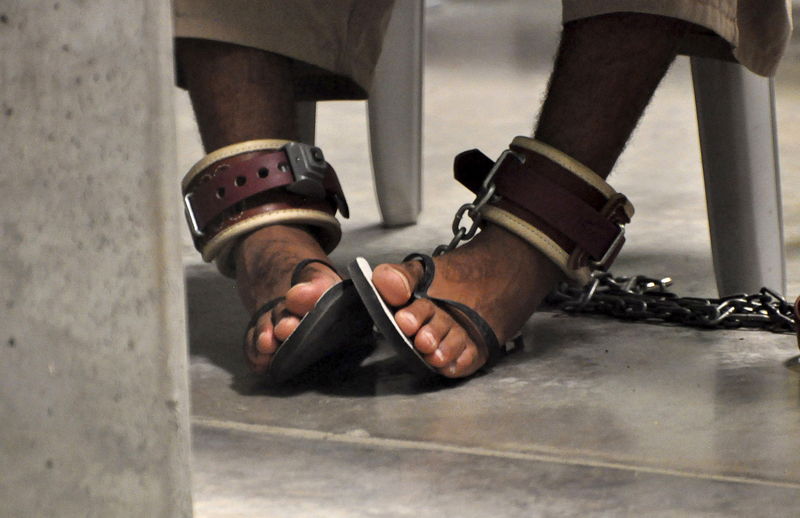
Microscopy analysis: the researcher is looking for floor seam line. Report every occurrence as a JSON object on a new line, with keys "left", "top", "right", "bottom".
{"left": 192, "top": 416, "right": 800, "bottom": 490}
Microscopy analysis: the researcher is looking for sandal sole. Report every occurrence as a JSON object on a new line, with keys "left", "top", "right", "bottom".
{"left": 348, "top": 257, "right": 437, "bottom": 379}
{"left": 267, "top": 279, "right": 373, "bottom": 383}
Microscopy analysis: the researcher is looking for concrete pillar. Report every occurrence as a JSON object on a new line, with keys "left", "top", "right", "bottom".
{"left": 0, "top": 2, "right": 192, "bottom": 517}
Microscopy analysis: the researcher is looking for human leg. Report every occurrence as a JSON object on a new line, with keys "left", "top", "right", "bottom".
{"left": 369, "top": 13, "right": 690, "bottom": 378}
{"left": 174, "top": 0, "right": 396, "bottom": 381}
{"left": 176, "top": 39, "right": 343, "bottom": 374}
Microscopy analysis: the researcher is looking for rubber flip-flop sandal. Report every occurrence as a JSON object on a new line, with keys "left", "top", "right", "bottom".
{"left": 348, "top": 257, "right": 437, "bottom": 378}
{"left": 794, "top": 295, "right": 800, "bottom": 351}
{"left": 245, "top": 260, "right": 373, "bottom": 384}
{"left": 348, "top": 255, "right": 505, "bottom": 379}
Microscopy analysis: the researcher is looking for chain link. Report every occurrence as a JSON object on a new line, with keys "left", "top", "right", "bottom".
{"left": 545, "top": 271, "right": 796, "bottom": 334}
{"left": 434, "top": 150, "right": 522, "bottom": 256}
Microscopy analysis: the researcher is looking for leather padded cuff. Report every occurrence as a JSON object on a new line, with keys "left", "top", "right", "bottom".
{"left": 454, "top": 136, "right": 634, "bottom": 284}
{"left": 481, "top": 205, "right": 591, "bottom": 285}
{"left": 182, "top": 140, "right": 347, "bottom": 278}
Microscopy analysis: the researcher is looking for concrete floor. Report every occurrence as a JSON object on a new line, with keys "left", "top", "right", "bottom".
{"left": 178, "top": 2, "right": 800, "bottom": 516}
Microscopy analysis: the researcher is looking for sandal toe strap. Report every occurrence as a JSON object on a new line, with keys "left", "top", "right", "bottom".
{"left": 290, "top": 258, "right": 338, "bottom": 286}
{"left": 402, "top": 252, "right": 436, "bottom": 297}
{"left": 244, "top": 296, "right": 284, "bottom": 348}
{"left": 428, "top": 295, "right": 504, "bottom": 367}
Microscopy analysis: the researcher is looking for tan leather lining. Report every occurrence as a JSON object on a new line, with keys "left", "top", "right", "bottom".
{"left": 483, "top": 205, "right": 592, "bottom": 285}
{"left": 204, "top": 209, "right": 341, "bottom": 277}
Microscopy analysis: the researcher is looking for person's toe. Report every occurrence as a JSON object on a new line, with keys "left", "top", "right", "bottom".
{"left": 450, "top": 344, "right": 482, "bottom": 378}
{"left": 284, "top": 265, "right": 340, "bottom": 316}
{"left": 428, "top": 325, "right": 468, "bottom": 370}
{"left": 244, "top": 322, "right": 277, "bottom": 373}
{"left": 273, "top": 314, "right": 301, "bottom": 342}
{"left": 284, "top": 281, "right": 328, "bottom": 316}
{"left": 255, "top": 321, "right": 279, "bottom": 354}
{"left": 373, "top": 263, "right": 418, "bottom": 307}
{"left": 395, "top": 298, "right": 435, "bottom": 338}
{"left": 414, "top": 309, "right": 451, "bottom": 355}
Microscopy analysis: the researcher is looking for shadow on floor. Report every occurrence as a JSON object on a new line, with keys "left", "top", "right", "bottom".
{"left": 184, "top": 244, "right": 723, "bottom": 398}
{"left": 185, "top": 264, "right": 246, "bottom": 377}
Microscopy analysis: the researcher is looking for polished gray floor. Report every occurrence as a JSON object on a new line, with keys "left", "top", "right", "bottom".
{"left": 179, "top": 2, "right": 800, "bottom": 516}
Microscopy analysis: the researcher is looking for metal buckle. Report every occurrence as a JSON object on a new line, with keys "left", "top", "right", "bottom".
{"left": 283, "top": 142, "right": 328, "bottom": 199}
{"left": 481, "top": 149, "right": 524, "bottom": 192}
{"left": 183, "top": 192, "right": 204, "bottom": 238}
{"left": 589, "top": 223, "right": 625, "bottom": 270}
{"left": 434, "top": 149, "right": 523, "bottom": 256}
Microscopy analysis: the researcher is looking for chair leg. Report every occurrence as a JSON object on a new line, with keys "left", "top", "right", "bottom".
{"left": 296, "top": 101, "right": 316, "bottom": 145}
{"left": 691, "top": 56, "right": 786, "bottom": 296}
{"left": 367, "top": 0, "right": 424, "bottom": 227}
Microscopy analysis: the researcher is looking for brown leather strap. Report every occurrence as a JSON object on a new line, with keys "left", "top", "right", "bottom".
{"left": 454, "top": 145, "right": 630, "bottom": 270}
{"left": 190, "top": 150, "right": 294, "bottom": 231}
{"left": 188, "top": 149, "right": 348, "bottom": 232}
{"left": 493, "top": 156, "right": 624, "bottom": 261}
{"left": 184, "top": 147, "right": 350, "bottom": 254}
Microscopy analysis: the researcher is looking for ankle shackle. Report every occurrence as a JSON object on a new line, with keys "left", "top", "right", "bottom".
{"left": 182, "top": 139, "right": 349, "bottom": 277}
{"left": 452, "top": 136, "right": 634, "bottom": 285}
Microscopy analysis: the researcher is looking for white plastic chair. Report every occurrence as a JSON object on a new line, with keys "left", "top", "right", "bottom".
{"left": 296, "top": 0, "right": 424, "bottom": 228}
{"left": 691, "top": 57, "right": 785, "bottom": 295}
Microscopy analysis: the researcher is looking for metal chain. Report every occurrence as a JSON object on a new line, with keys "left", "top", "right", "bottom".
{"left": 545, "top": 271, "right": 796, "bottom": 334}
{"left": 434, "top": 149, "right": 523, "bottom": 256}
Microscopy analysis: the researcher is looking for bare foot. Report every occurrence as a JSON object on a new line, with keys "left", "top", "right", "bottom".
{"left": 371, "top": 224, "right": 564, "bottom": 378}
{"left": 235, "top": 225, "right": 341, "bottom": 374}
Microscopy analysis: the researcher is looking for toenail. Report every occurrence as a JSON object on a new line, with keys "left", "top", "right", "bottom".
{"left": 397, "top": 310, "right": 417, "bottom": 328}
{"left": 256, "top": 332, "right": 270, "bottom": 353}
{"left": 433, "top": 349, "right": 445, "bottom": 363}
{"left": 387, "top": 266, "right": 411, "bottom": 294}
{"left": 421, "top": 330, "right": 436, "bottom": 348}
{"left": 447, "top": 362, "right": 458, "bottom": 375}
